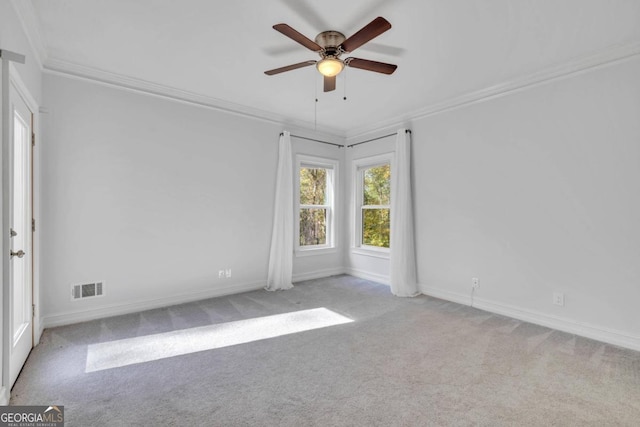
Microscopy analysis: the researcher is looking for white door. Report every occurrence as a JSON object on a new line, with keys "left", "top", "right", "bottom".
{"left": 8, "top": 82, "right": 33, "bottom": 388}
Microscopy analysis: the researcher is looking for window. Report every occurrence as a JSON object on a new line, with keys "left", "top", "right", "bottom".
{"left": 296, "top": 156, "right": 338, "bottom": 254}
{"left": 354, "top": 154, "right": 391, "bottom": 255}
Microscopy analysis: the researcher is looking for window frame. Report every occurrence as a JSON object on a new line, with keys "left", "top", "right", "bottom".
{"left": 295, "top": 155, "right": 339, "bottom": 256}
{"left": 352, "top": 153, "right": 393, "bottom": 258}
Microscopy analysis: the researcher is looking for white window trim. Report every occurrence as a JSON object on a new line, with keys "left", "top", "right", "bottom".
{"left": 295, "top": 155, "right": 339, "bottom": 256}
{"left": 352, "top": 153, "right": 393, "bottom": 259}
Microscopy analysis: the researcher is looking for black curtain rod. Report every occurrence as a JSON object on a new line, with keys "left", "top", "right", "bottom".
{"left": 346, "top": 129, "right": 412, "bottom": 148}
{"left": 279, "top": 132, "right": 344, "bottom": 148}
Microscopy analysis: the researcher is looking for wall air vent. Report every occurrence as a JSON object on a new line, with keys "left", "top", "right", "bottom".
{"left": 71, "top": 281, "right": 105, "bottom": 301}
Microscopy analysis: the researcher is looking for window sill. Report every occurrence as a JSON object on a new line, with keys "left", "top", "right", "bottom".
{"left": 296, "top": 247, "right": 338, "bottom": 257}
{"left": 351, "top": 247, "right": 390, "bottom": 260}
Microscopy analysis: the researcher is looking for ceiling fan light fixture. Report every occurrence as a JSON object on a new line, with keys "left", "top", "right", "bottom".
{"left": 265, "top": 18, "right": 396, "bottom": 92}
{"left": 316, "top": 58, "right": 344, "bottom": 77}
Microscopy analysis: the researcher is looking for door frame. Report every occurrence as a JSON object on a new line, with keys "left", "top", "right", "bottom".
{"left": 9, "top": 64, "right": 41, "bottom": 346}
{"left": 1, "top": 51, "right": 40, "bottom": 402}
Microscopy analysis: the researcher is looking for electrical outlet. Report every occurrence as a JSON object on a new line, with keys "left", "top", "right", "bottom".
{"left": 553, "top": 292, "right": 564, "bottom": 306}
{"left": 225, "top": 269, "right": 232, "bottom": 278}
{"left": 472, "top": 277, "right": 479, "bottom": 289}
{"left": 218, "top": 270, "right": 225, "bottom": 279}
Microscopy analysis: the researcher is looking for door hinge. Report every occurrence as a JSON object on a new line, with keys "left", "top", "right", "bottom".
{"left": 32, "top": 132, "right": 35, "bottom": 146}
{"left": 32, "top": 304, "right": 35, "bottom": 318}
{"left": 32, "top": 218, "right": 35, "bottom": 232}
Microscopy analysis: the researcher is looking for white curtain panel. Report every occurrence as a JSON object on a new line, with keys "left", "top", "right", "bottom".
{"left": 266, "top": 131, "right": 294, "bottom": 291}
{"left": 390, "top": 129, "right": 420, "bottom": 297}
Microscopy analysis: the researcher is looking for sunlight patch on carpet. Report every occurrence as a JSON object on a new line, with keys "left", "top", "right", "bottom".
{"left": 85, "top": 307, "right": 352, "bottom": 372}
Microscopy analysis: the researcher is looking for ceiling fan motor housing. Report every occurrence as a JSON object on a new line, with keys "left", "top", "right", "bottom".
{"left": 315, "top": 31, "right": 346, "bottom": 58}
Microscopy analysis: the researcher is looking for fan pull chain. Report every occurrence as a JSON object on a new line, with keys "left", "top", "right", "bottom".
{"left": 343, "top": 68, "right": 347, "bottom": 101}
{"left": 314, "top": 71, "right": 318, "bottom": 130}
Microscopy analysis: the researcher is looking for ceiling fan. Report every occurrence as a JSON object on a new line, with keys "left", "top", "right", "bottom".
{"left": 264, "top": 17, "right": 397, "bottom": 92}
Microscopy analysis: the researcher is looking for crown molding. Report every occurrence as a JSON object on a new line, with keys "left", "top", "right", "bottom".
{"left": 40, "top": 38, "right": 640, "bottom": 143}
{"left": 10, "top": 0, "right": 47, "bottom": 69}
{"left": 345, "top": 40, "right": 640, "bottom": 142}
{"left": 43, "top": 58, "right": 346, "bottom": 139}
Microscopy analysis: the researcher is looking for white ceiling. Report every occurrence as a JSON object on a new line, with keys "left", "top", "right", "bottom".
{"left": 26, "top": 0, "right": 640, "bottom": 137}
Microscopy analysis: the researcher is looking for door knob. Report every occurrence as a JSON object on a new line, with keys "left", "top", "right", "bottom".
{"left": 10, "top": 250, "right": 25, "bottom": 258}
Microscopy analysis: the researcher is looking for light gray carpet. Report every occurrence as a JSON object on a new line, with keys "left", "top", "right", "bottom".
{"left": 11, "top": 275, "right": 640, "bottom": 426}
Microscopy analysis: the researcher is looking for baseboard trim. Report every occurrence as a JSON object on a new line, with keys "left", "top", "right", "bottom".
{"left": 345, "top": 268, "right": 390, "bottom": 286}
{"left": 419, "top": 285, "right": 472, "bottom": 307}
{"left": 293, "top": 267, "right": 346, "bottom": 283}
{"left": 34, "top": 316, "right": 44, "bottom": 346}
{"left": 0, "top": 386, "right": 8, "bottom": 405}
{"left": 42, "top": 280, "right": 265, "bottom": 329}
{"left": 420, "top": 284, "right": 640, "bottom": 352}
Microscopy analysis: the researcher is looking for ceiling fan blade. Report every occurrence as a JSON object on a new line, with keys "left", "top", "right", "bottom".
{"left": 273, "top": 24, "right": 322, "bottom": 52}
{"left": 346, "top": 58, "right": 397, "bottom": 74}
{"left": 264, "top": 60, "right": 317, "bottom": 75}
{"left": 340, "top": 17, "right": 392, "bottom": 53}
{"left": 324, "top": 75, "right": 336, "bottom": 92}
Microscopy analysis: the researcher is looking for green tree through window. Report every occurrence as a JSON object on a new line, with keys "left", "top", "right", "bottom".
{"left": 361, "top": 164, "right": 390, "bottom": 248}
{"left": 299, "top": 167, "right": 328, "bottom": 246}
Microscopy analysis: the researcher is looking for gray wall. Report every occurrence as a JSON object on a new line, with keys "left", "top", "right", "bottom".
{"left": 413, "top": 56, "right": 640, "bottom": 346}
{"left": 40, "top": 74, "right": 344, "bottom": 326}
